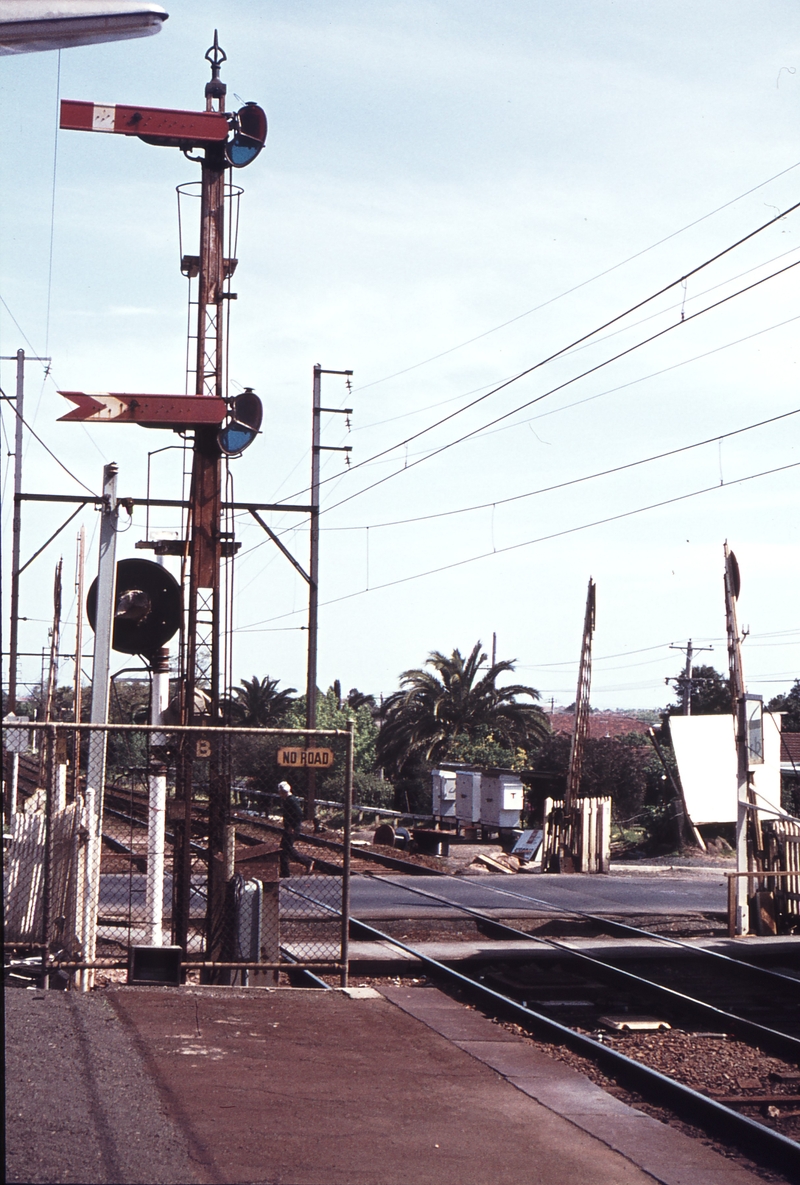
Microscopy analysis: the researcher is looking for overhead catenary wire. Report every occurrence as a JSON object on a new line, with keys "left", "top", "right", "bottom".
{"left": 352, "top": 156, "right": 800, "bottom": 393}
{"left": 319, "top": 405, "right": 800, "bottom": 532}
{"left": 353, "top": 239, "right": 800, "bottom": 435}
{"left": 318, "top": 254, "right": 800, "bottom": 519}
{"left": 237, "top": 456, "right": 800, "bottom": 630}
{"left": 273, "top": 195, "right": 800, "bottom": 509}
{"left": 218, "top": 306, "right": 800, "bottom": 575}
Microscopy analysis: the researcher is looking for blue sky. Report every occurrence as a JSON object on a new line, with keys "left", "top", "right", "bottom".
{"left": 2, "top": 1, "right": 799, "bottom": 709}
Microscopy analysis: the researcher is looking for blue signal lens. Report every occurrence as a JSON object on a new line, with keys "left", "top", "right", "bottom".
{"left": 228, "top": 140, "right": 260, "bottom": 167}
{"left": 218, "top": 422, "right": 257, "bottom": 455}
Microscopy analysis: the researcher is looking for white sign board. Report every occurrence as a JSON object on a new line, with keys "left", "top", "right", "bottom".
{"left": 669, "top": 712, "right": 783, "bottom": 825}
{"left": 3, "top": 714, "right": 31, "bottom": 753}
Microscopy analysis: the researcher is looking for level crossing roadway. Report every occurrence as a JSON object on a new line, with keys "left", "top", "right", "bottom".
{"left": 349, "top": 870, "right": 728, "bottom": 917}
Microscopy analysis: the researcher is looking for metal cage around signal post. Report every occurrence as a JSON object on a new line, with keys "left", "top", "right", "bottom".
{"left": 3, "top": 720, "right": 354, "bottom": 989}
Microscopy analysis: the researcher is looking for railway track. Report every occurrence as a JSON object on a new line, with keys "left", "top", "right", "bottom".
{"left": 101, "top": 785, "right": 443, "bottom": 876}
{"left": 270, "top": 870, "right": 800, "bottom": 1175}
{"left": 30, "top": 782, "right": 800, "bottom": 1171}
{"left": 353, "top": 915, "right": 800, "bottom": 1181}
{"left": 369, "top": 874, "right": 800, "bottom": 1031}
{"left": 279, "top": 876, "right": 800, "bottom": 1178}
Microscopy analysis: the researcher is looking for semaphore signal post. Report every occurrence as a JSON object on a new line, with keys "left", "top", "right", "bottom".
{"left": 58, "top": 34, "right": 267, "bottom": 970}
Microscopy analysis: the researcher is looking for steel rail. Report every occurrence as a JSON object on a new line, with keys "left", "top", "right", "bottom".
{"left": 230, "top": 811, "right": 447, "bottom": 876}
{"left": 363, "top": 875, "right": 800, "bottom": 1059}
{"left": 351, "top": 916, "right": 800, "bottom": 1179}
{"left": 279, "top": 947, "right": 334, "bottom": 990}
{"left": 377, "top": 871, "right": 800, "bottom": 990}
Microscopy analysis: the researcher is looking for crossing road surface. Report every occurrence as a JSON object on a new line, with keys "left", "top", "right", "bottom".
{"left": 349, "top": 871, "right": 728, "bottom": 917}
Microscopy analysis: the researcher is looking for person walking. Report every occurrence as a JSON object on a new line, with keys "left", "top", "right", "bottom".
{"left": 277, "top": 780, "right": 315, "bottom": 878}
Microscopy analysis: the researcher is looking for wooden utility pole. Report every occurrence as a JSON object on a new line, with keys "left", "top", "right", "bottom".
{"left": 551, "top": 577, "right": 596, "bottom": 874}
{"left": 4, "top": 348, "right": 50, "bottom": 713}
{"left": 668, "top": 639, "right": 713, "bottom": 714}
{"left": 565, "top": 578, "right": 596, "bottom": 811}
{"left": 723, "top": 543, "right": 752, "bottom": 935}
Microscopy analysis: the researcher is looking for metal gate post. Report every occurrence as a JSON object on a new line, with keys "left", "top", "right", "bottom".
{"left": 340, "top": 719, "right": 354, "bottom": 986}
{"left": 81, "top": 464, "right": 119, "bottom": 989}
{"left": 41, "top": 723, "right": 56, "bottom": 989}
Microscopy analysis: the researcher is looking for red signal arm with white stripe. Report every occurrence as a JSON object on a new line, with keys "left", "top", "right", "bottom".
{"left": 60, "top": 99, "right": 229, "bottom": 147}
{"left": 58, "top": 392, "right": 227, "bottom": 427}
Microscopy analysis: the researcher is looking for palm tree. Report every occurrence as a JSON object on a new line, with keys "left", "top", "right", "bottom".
{"left": 376, "top": 642, "right": 548, "bottom": 776}
{"left": 223, "top": 675, "right": 297, "bottom": 727}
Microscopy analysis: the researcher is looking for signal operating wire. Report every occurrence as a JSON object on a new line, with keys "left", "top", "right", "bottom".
{"left": 0, "top": 386, "right": 98, "bottom": 496}
{"left": 237, "top": 457, "right": 800, "bottom": 630}
{"left": 44, "top": 50, "right": 61, "bottom": 359}
{"left": 272, "top": 195, "right": 800, "bottom": 509}
{"left": 353, "top": 157, "right": 800, "bottom": 394}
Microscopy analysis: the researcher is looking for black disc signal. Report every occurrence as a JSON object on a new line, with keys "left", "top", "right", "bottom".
{"left": 218, "top": 387, "right": 263, "bottom": 456}
{"left": 87, "top": 558, "right": 182, "bottom": 657}
{"left": 226, "top": 102, "right": 267, "bottom": 168}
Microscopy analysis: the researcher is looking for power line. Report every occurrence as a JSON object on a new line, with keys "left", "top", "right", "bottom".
{"left": 320, "top": 254, "right": 800, "bottom": 519}
{"left": 353, "top": 158, "right": 800, "bottom": 393}
{"left": 321, "top": 405, "right": 800, "bottom": 532}
{"left": 238, "top": 457, "right": 800, "bottom": 630}
{"left": 272, "top": 196, "right": 800, "bottom": 510}
{"left": 0, "top": 297, "right": 50, "bottom": 371}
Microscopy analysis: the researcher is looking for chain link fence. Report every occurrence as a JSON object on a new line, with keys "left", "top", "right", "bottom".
{"left": 4, "top": 721, "right": 353, "bottom": 989}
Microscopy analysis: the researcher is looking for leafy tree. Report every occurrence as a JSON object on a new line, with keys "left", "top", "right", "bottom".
{"left": 768, "top": 680, "right": 800, "bottom": 732}
{"left": 283, "top": 686, "right": 380, "bottom": 803}
{"left": 665, "top": 664, "right": 731, "bottom": 717}
{"left": 331, "top": 679, "right": 377, "bottom": 713}
{"left": 376, "top": 642, "right": 548, "bottom": 778}
{"left": 223, "top": 675, "right": 296, "bottom": 727}
{"left": 530, "top": 730, "right": 668, "bottom": 825}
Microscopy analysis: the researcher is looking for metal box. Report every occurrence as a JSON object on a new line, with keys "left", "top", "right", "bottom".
{"left": 480, "top": 774, "right": 524, "bottom": 828}
{"left": 127, "top": 945, "right": 182, "bottom": 985}
{"left": 431, "top": 770, "right": 457, "bottom": 818}
{"left": 455, "top": 771, "right": 482, "bottom": 823}
{"left": 233, "top": 875, "right": 280, "bottom": 985}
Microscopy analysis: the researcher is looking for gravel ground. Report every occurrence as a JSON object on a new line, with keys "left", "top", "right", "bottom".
{"left": 506, "top": 1026, "right": 798, "bottom": 1184}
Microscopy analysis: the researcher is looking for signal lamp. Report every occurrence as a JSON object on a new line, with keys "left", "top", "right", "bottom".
{"left": 218, "top": 387, "right": 263, "bottom": 456}
{"left": 226, "top": 102, "right": 267, "bottom": 167}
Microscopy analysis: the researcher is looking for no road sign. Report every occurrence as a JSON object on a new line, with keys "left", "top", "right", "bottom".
{"left": 277, "top": 747, "right": 334, "bottom": 768}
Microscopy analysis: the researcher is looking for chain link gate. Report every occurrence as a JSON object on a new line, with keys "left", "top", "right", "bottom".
{"left": 3, "top": 721, "right": 353, "bottom": 989}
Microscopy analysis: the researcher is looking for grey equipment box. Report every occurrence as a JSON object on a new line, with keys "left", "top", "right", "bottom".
{"left": 233, "top": 875, "right": 280, "bottom": 986}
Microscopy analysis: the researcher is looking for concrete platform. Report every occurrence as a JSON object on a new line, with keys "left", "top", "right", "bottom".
{"left": 6, "top": 985, "right": 769, "bottom": 1185}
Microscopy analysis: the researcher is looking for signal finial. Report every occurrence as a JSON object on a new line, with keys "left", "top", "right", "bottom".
{"left": 205, "top": 30, "right": 227, "bottom": 107}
